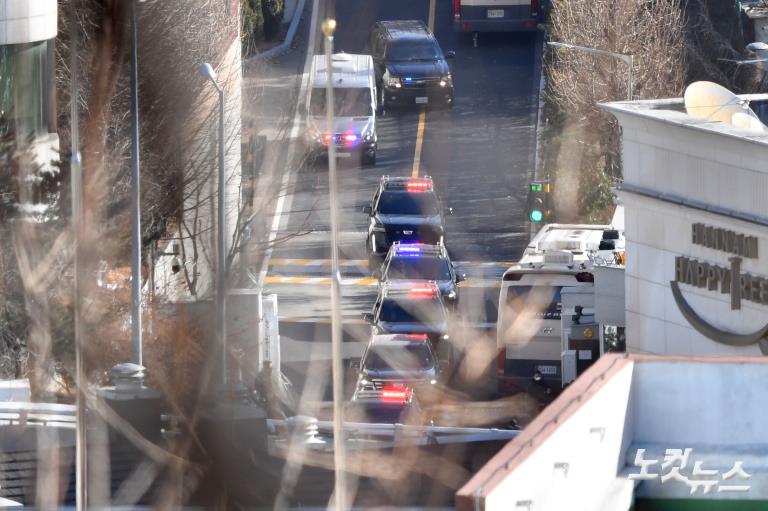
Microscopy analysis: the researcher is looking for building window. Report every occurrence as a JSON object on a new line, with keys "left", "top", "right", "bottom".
{"left": 0, "top": 41, "right": 50, "bottom": 141}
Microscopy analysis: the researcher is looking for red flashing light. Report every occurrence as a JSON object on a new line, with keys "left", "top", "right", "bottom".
{"left": 322, "top": 133, "right": 332, "bottom": 143}
{"left": 406, "top": 179, "right": 432, "bottom": 192}
{"left": 406, "top": 334, "right": 429, "bottom": 341}
{"left": 409, "top": 286, "right": 436, "bottom": 298}
{"left": 381, "top": 384, "right": 411, "bottom": 404}
{"left": 344, "top": 133, "right": 358, "bottom": 142}
{"left": 453, "top": 0, "right": 461, "bottom": 20}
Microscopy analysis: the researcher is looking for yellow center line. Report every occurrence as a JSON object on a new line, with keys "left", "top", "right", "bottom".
{"left": 411, "top": 0, "right": 436, "bottom": 178}
{"left": 412, "top": 110, "right": 426, "bottom": 177}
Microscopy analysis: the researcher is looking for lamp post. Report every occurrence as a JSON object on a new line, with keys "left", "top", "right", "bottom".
{"left": 322, "top": 18, "right": 347, "bottom": 511}
{"left": 130, "top": 0, "right": 143, "bottom": 366}
{"left": 69, "top": 3, "right": 87, "bottom": 509}
{"left": 546, "top": 41, "right": 634, "bottom": 101}
{"left": 198, "top": 62, "right": 228, "bottom": 387}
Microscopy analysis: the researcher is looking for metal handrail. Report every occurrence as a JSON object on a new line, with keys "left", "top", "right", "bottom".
{"left": 0, "top": 402, "right": 76, "bottom": 428}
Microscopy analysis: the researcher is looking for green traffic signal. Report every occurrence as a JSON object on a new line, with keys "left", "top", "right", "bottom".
{"left": 530, "top": 209, "right": 543, "bottom": 222}
{"left": 530, "top": 183, "right": 543, "bottom": 192}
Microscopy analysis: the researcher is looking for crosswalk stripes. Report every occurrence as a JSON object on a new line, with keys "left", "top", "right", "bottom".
{"left": 263, "top": 275, "right": 501, "bottom": 287}
{"left": 268, "top": 258, "right": 514, "bottom": 268}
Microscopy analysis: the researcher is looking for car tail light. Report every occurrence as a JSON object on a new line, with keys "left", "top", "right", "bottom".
{"left": 575, "top": 272, "right": 594, "bottom": 283}
{"left": 453, "top": 0, "right": 461, "bottom": 20}
{"left": 323, "top": 133, "right": 332, "bottom": 144}
{"left": 409, "top": 286, "right": 436, "bottom": 298}
{"left": 530, "top": 0, "right": 538, "bottom": 16}
{"left": 406, "top": 334, "right": 429, "bottom": 341}
{"left": 382, "top": 384, "right": 411, "bottom": 404}
{"left": 497, "top": 348, "right": 506, "bottom": 376}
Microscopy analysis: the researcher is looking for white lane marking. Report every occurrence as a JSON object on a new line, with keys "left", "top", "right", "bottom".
{"left": 257, "top": 0, "right": 321, "bottom": 291}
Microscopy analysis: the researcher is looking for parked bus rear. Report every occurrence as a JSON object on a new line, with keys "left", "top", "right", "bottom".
{"left": 453, "top": 0, "right": 544, "bottom": 33}
{"left": 495, "top": 224, "right": 613, "bottom": 395}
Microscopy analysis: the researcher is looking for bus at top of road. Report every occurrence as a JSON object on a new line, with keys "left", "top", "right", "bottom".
{"left": 496, "top": 209, "right": 625, "bottom": 397}
{"left": 453, "top": 0, "right": 547, "bottom": 33}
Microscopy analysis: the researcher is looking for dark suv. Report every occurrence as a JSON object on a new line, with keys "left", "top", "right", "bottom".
{"left": 363, "top": 176, "right": 448, "bottom": 265}
{"left": 369, "top": 20, "right": 455, "bottom": 110}
{"left": 377, "top": 243, "right": 464, "bottom": 306}
{"left": 361, "top": 281, "right": 450, "bottom": 347}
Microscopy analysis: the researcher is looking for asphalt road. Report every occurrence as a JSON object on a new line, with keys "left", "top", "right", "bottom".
{"left": 248, "top": 0, "right": 541, "bottom": 403}
{"left": 238, "top": 0, "right": 543, "bottom": 506}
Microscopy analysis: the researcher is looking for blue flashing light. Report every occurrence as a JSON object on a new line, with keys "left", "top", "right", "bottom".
{"left": 404, "top": 76, "right": 413, "bottom": 82}
{"left": 397, "top": 245, "right": 422, "bottom": 253}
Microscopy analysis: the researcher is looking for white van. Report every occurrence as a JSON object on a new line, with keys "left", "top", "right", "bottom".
{"left": 306, "top": 53, "right": 378, "bottom": 165}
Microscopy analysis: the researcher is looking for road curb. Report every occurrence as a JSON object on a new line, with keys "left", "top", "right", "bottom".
{"left": 244, "top": 0, "right": 309, "bottom": 62}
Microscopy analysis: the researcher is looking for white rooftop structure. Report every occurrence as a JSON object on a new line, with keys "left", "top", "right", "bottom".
{"left": 457, "top": 354, "right": 768, "bottom": 511}
{"left": 598, "top": 89, "right": 768, "bottom": 357}
{"left": 511, "top": 219, "right": 625, "bottom": 273}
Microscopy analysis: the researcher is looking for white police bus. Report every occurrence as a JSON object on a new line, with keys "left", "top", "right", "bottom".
{"left": 496, "top": 219, "right": 624, "bottom": 395}
{"left": 453, "top": 0, "right": 545, "bottom": 34}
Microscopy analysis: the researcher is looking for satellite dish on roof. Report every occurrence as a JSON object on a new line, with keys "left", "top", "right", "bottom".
{"left": 684, "top": 81, "right": 767, "bottom": 133}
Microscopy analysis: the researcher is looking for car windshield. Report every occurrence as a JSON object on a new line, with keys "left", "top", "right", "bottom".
{"left": 309, "top": 87, "right": 372, "bottom": 116}
{"left": 386, "top": 256, "right": 451, "bottom": 280}
{"left": 378, "top": 298, "right": 444, "bottom": 324}
{"left": 506, "top": 286, "right": 564, "bottom": 320}
{"left": 386, "top": 40, "right": 442, "bottom": 62}
{"left": 378, "top": 191, "right": 440, "bottom": 215}
{"left": 364, "top": 343, "right": 434, "bottom": 372}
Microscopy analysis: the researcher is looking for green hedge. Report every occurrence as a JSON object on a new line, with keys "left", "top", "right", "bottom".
{"left": 262, "top": 0, "right": 285, "bottom": 40}
{"left": 242, "top": 0, "right": 264, "bottom": 53}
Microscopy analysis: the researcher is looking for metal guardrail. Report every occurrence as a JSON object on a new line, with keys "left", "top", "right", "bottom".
{"left": 0, "top": 402, "right": 76, "bottom": 428}
{"left": 267, "top": 417, "right": 519, "bottom": 453}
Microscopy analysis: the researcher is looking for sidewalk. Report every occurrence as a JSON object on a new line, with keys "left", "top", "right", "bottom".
{"left": 240, "top": 0, "right": 313, "bottom": 285}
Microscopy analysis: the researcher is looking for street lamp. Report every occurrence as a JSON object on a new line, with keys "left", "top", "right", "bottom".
{"left": 322, "top": 17, "right": 347, "bottom": 511}
{"left": 198, "top": 62, "right": 228, "bottom": 387}
{"left": 546, "top": 41, "right": 634, "bottom": 101}
{"left": 719, "top": 42, "right": 768, "bottom": 80}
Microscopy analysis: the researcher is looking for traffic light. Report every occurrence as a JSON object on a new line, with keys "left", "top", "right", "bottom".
{"left": 528, "top": 180, "right": 552, "bottom": 222}
{"left": 528, "top": 180, "right": 553, "bottom": 223}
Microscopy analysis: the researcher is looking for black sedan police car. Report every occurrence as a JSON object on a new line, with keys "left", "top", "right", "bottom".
{"left": 361, "top": 281, "right": 450, "bottom": 347}
{"left": 363, "top": 176, "right": 449, "bottom": 266}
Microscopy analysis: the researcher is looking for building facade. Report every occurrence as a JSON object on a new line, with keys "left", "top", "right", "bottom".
{"left": 601, "top": 96, "right": 768, "bottom": 357}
